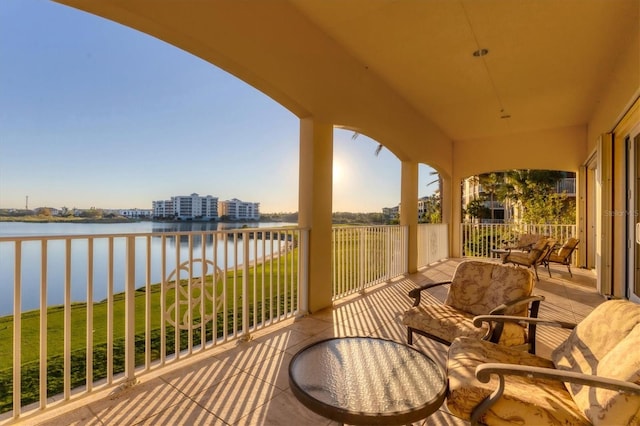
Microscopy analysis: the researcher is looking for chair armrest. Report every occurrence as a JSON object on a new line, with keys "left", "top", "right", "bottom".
{"left": 489, "top": 295, "right": 546, "bottom": 315}
{"left": 473, "top": 315, "right": 576, "bottom": 330}
{"left": 476, "top": 363, "right": 640, "bottom": 394}
{"left": 470, "top": 363, "right": 640, "bottom": 425}
{"left": 408, "top": 280, "right": 452, "bottom": 306}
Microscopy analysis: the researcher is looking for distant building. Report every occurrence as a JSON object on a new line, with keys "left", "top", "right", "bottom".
{"left": 152, "top": 193, "right": 219, "bottom": 220}
{"left": 119, "top": 208, "right": 152, "bottom": 219}
{"left": 152, "top": 199, "right": 174, "bottom": 218}
{"left": 218, "top": 198, "right": 260, "bottom": 220}
{"left": 382, "top": 206, "right": 399, "bottom": 219}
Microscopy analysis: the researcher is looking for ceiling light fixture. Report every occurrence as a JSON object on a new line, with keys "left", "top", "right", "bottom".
{"left": 472, "top": 48, "right": 489, "bottom": 57}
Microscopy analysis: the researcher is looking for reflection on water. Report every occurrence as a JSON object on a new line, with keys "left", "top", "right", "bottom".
{"left": 0, "top": 221, "right": 297, "bottom": 315}
{"left": 151, "top": 221, "right": 221, "bottom": 233}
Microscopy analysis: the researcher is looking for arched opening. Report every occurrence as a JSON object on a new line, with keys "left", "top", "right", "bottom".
{"left": 460, "top": 169, "right": 578, "bottom": 260}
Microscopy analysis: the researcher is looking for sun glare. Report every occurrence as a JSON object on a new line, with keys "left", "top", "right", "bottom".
{"left": 333, "top": 161, "right": 343, "bottom": 184}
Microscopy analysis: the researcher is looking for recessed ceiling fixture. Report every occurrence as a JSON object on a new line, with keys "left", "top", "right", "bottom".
{"left": 472, "top": 48, "right": 489, "bottom": 57}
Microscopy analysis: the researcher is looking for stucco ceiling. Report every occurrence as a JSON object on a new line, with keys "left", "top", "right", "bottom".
{"left": 290, "top": 0, "right": 639, "bottom": 141}
{"left": 55, "top": 0, "right": 639, "bottom": 155}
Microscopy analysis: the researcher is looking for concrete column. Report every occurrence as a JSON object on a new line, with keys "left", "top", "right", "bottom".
{"left": 298, "top": 118, "right": 333, "bottom": 313}
{"left": 440, "top": 174, "right": 455, "bottom": 257}
{"left": 449, "top": 176, "right": 462, "bottom": 257}
{"left": 400, "top": 161, "right": 419, "bottom": 273}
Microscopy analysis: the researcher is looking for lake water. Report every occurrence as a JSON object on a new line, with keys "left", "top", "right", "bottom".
{"left": 0, "top": 221, "right": 297, "bottom": 315}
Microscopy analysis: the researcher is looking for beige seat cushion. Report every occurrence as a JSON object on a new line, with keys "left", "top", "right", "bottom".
{"left": 402, "top": 304, "right": 527, "bottom": 347}
{"left": 547, "top": 252, "right": 568, "bottom": 263}
{"left": 551, "top": 300, "right": 640, "bottom": 425}
{"left": 447, "top": 337, "right": 589, "bottom": 425}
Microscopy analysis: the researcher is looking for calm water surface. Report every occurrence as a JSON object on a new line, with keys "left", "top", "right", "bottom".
{"left": 0, "top": 221, "right": 297, "bottom": 315}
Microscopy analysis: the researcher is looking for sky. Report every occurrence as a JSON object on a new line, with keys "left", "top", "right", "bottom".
{"left": 0, "top": 0, "right": 437, "bottom": 214}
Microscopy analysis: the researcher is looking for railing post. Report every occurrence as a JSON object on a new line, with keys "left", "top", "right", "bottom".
{"left": 124, "top": 236, "right": 137, "bottom": 386}
{"left": 299, "top": 229, "right": 309, "bottom": 316}
{"left": 359, "top": 228, "right": 365, "bottom": 293}
{"left": 12, "top": 241, "right": 21, "bottom": 420}
{"left": 242, "top": 231, "right": 250, "bottom": 339}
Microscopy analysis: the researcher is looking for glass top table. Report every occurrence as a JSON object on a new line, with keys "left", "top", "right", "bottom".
{"left": 288, "top": 337, "right": 447, "bottom": 425}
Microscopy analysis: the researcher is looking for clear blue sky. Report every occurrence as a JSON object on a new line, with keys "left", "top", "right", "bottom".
{"left": 0, "top": 0, "right": 437, "bottom": 213}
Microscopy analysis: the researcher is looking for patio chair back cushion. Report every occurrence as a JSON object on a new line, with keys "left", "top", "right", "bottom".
{"left": 548, "top": 237, "right": 579, "bottom": 263}
{"left": 551, "top": 299, "right": 640, "bottom": 425}
{"left": 444, "top": 260, "right": 535, "bottom": 317}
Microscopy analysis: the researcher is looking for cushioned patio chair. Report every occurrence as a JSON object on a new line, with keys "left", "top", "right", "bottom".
{"left": 402, "top": 260, "right": 544, "bottom": 353}
{"left": 446, "top": 299, "right": 640, "bottom": 426}
{"left": 500, "top": 237, "right": 555, "bottom": 280}
{"left": 543, "top": 237, "right": 580, "bottom": 277}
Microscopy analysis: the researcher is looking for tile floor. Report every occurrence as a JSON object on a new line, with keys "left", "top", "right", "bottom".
{"left": 25, "top": 258, "right": 603, "bottom": 426}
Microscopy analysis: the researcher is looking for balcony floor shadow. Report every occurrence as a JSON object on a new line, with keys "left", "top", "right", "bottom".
{"left": 28, "top": 258, "right": 602, "bottom": 426}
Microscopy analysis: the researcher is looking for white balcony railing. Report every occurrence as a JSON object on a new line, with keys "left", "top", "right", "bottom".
{"left": 460, "top": 223, "right": 577, "bottom": 260}
{"left": 1, "top": 223, "right": 451, "bottom": 422}
{"left": 332, "top": 225, "right": 408, "bottom": 299}
{"left": 0, "top": 226, "right": 305, "bottom": 422}
{"left": 331, "top": 224, "right": 450, "bottom": 300}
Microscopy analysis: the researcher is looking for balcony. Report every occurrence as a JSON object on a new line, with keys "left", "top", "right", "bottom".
{"left": 17, "top": 257, "right": 600, "bottom": 425}
{"left": 0, "top": 224, "right": 450, "bottom": 424}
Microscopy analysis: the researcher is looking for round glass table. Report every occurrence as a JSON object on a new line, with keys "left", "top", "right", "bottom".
{"left": 288, "top": 337, "right": 447, "bottom": 425}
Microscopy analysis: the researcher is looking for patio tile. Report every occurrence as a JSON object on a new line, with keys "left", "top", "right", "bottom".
{"left": 252, "top": 327, "right": 312, "bottom": 352}
{"left": 189, "top": 371, "right": 282, "bottom": 425}
{"left": 134, "top": 398, "right": 224, "bottom": 425}
{"left": 286, "top": 315, "right": 335, "bottom": 336}
{"left": 159, "top": 355, "right": 242, "bottom": 396}
{"left": 35, "top": 406, "right": 102, "bottom": 426}
{"left": 244, "top": 351, "right": 293, "bottom": 391}
{"left": 90, "top": 377, "right": 191, "bottom": 425}
{"left": 212, "top": 339, "right": 281, "bottom": 372}
{"left": 235, "top": 389, "right": 335, "bottom": 426}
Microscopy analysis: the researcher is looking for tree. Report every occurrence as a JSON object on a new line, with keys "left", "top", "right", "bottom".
{"left": 502, "top": 170, "right": 564, "bottom": 204}
{"left": 419, "top": 193, "right": 441, "bottom": 223}
{"left": 465, "top": 197, "right": 491, "bottom": 221}
{"left": 39, "top": 208, "right": 52, "bottom": 217}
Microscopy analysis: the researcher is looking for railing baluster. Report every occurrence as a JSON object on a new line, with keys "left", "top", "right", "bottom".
{"left": 107, "top": 237, "right": 114, "bottom": 384}
{"left": 86, "top": 238, "right": 94, "bottom": 391}
{"left": 124, "top": 236, "right": 136, "bottom": 386}
{"left": 222, "top": 233, "right": 228, "bottom": 342}
{"left": 187, "top": 234, "right": 193, "bottom": 354}
{"left": 200, "top": 233, "right": 206, "bottom": 350}
{"left": 160, "top": 235, "right": 166, "bottom": 365}
{"left": 174, "top": 237, "right": 180, "bottom": 358}
{"left": 39, "top": 240, "right": 47, "bottom": 410}
{"left": 13, "top": 241, "right": 22, "bottom": 420}
{"left": 145, "top": 236, "right": 151, "bottom": 369}
{"left": 242, "top": 231, "right": 249, "bottom": 339}
{"left": 64, "top": 239, "right": 71, "bottom": 400}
